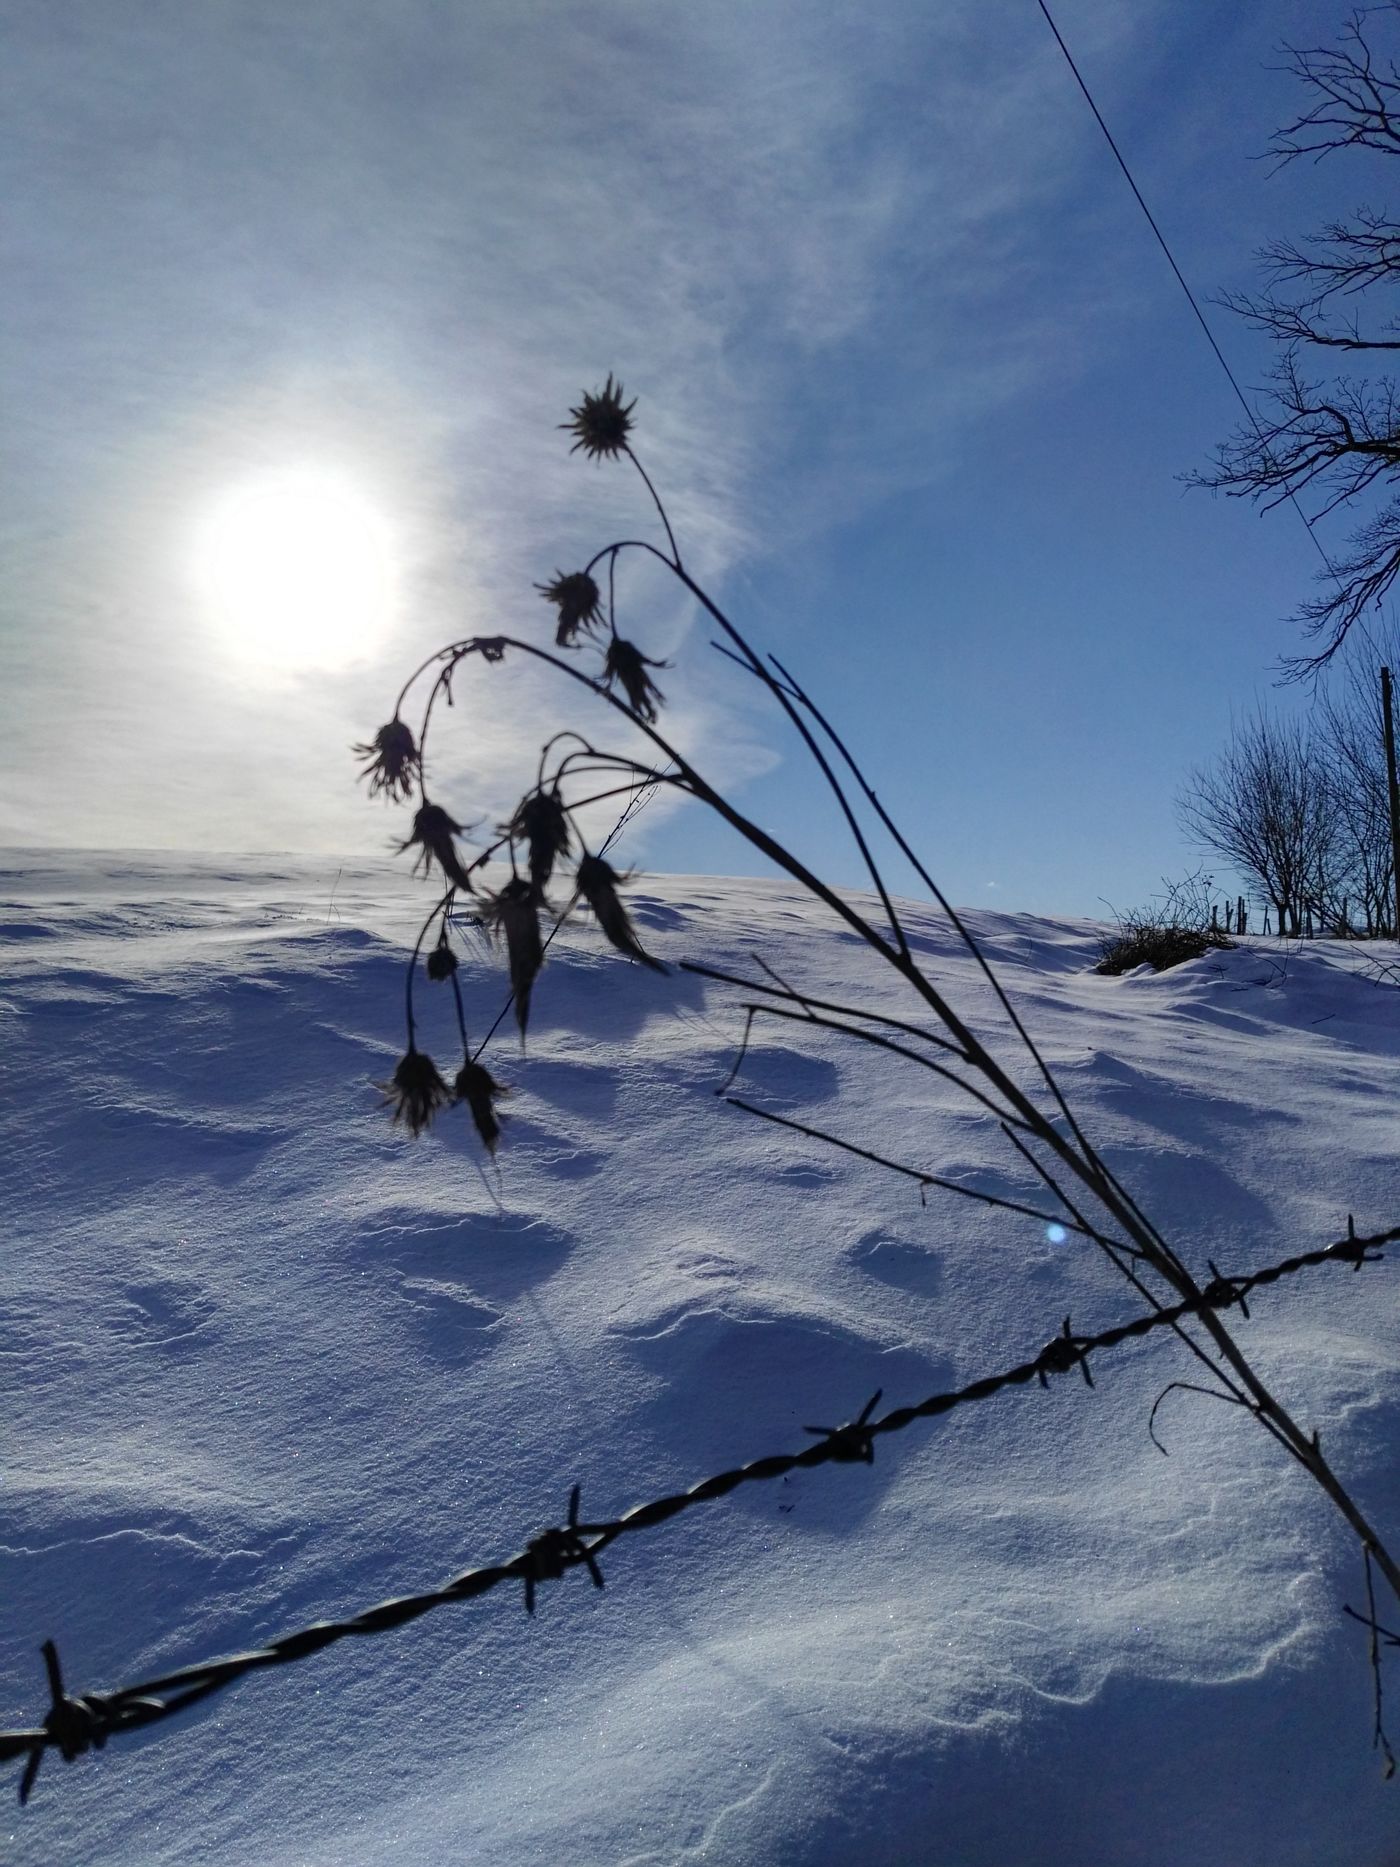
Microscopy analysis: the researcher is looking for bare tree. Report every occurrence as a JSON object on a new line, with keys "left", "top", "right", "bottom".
{"left": 1194, "top": 5, "right": 1400, "bottom": 675}
{"left": 1316, "top": 622, "right": 1400, "bottom": 932}
{"left": 1177, "top": 708, "right": 1340, "bottom": 935}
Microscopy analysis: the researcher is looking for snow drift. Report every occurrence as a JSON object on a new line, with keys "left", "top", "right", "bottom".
{"left": 3, "top": 851, "right": 1399, "bottom": 1866}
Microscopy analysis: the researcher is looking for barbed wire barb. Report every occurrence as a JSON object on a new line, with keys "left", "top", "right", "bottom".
{"left": 1035, "top": 1315, "right": 1095, "bottom": 1388}
{"left": 521, "top": 1485, "right": 606, "bottom": 1615}
{"left": 804, "top": 1390, "right": 883, "bottom": 1465}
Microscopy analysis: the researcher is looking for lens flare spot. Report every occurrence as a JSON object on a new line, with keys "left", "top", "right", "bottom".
{"left": 1045, "top": 1223, "right": 1069, "bottom": 1245}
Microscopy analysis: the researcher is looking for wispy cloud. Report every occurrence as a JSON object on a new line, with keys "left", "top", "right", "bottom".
{"left": 1, "top": 0, "right": 1166, "bottom": 858}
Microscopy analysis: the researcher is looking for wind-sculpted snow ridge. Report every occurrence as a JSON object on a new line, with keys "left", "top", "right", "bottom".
{"left": 3, "top": 854, "right": 1400, "bottom": 1866}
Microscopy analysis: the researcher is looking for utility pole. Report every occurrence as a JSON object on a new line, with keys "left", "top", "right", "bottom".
{"left": 1383, "top": 666, "right": 1400, "bottom": 940}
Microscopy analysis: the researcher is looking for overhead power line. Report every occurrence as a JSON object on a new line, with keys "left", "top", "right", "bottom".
{"left": 1034, "top": 0, "right": 1337, "bottom": 582}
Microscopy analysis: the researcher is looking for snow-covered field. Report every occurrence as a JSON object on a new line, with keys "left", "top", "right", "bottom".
{"left": 4, "top": 850, "right": 1400, "bottom": 1866}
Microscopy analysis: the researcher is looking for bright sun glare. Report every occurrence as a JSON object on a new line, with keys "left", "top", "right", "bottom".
{"left": 195, "top": 468, "right": 393, "bottom": 671}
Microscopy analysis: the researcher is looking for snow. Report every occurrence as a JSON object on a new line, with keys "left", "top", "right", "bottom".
{"left": 3, "top": 849, "right": 1400, "bottom": 1865}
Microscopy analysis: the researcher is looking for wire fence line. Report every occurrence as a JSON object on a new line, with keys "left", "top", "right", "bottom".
{"left": 4, "top": 1217, "right": 1395, "bottom": 1807}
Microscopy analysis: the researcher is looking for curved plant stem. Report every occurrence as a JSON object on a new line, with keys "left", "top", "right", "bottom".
{"left": 404, "top": 887, "right": 456, "bottom": 1047}
{"left": 376, "top": 453, "right": 1400, "bottom": 1614}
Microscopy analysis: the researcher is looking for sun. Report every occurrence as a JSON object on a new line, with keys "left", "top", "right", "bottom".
{"left": 194, "top": 468, "right": 394, "bottom": 671}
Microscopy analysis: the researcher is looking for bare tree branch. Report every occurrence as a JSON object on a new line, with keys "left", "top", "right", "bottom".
{"left": 1176, "top": 707, "right": 1341, "bottom": 933}
{"left": 1200, "top": 5, "right": 1400, "bottom": 670}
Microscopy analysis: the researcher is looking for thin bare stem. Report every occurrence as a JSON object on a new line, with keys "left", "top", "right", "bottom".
{"left": 679, "top": 961, "right": 968, "bottom": 1059}
{"left": 1366, "top": 1545, "right": 1399, "bottom": 1777}
{"left": 1147, "top": 1380, "right": 1251, "bottom": 1457}
{"left": 624, "top": 449, "right": 682, "bottom": 570}
{"left": 579, "top": 534, "right": 910, "bottom": 954}
{"left": 729, "top": 999, "right": 1036, "bottom": 1133}
{"left": 404, "top": 887, "right": 456, "bottom": 1047}
{"left": 724, "top": 1096, "right": 1113, "bottom": 1240}
{"left": 768, "top": 658, "right": 1109, "bottom": 1141}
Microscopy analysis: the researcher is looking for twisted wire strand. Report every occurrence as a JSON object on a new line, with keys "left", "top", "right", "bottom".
{"left": 4, "top": 1218, "right": 1394, "bottom": 1804}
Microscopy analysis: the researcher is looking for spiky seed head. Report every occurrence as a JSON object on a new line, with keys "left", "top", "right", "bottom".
{"left": 425, "top": 941, "right": 458, "bottom": 982}
{"left": 453, "top": 1058, "right": 510, "bottom": 1156}
{"left": 602, "top": 638, "right": 668, "bottom": 723}
{"left": 505, "top": 788, "right": 572, "bottom": 899}
{"left": 354, "top": 718, "right": 419, "bottom": 802}
{"left": 536, "top": 571, "right": 604, "bottom": 648}
{"left": 397, "top": 802, "right": 476, "bottom": 891}
{"left": 480, "top": 876, "right": 545, "bottom": 1040}
{"left": 575, "top": 853, "right": 668, "bottom": 972}
{"left": 381, "top": 1048, "right": 452, "bottom": 1137}
{"left": 561, "top": 375, "right": 635, "bottom": 461}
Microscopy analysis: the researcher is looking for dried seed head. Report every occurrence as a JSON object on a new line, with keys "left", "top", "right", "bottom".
{"left": 603, "top": 638, "right": 668, "bottom": 722}
{"left": 480, "top": 876, "right": 545, "bottom": 1039}
{"left": 425, "top": 939, "right": 458, "bottom": 982}
{"left": 453, "top": 1058, "right": 510, "bottom": 1156}
{"left": 354, "top": 718, "right": 419, "bottom": 802}
{"left": 505, "top": 788, "right": 571, "bottom": 900}
{"left": 476, "top": 636, "right": 508, "bottom": 663}
{"left": 561, "top": 375, "right": 635, "bottom": 461}
{"left": 536, "top": 571, "right": 604, "bottom": 649}
{"left": 398, "top": 802, "right": 476, "bottom": 892}
{"left": 381, "top": 1048, "right": 452, "bottom": 1137}
{"left": 574, "top": 853, "right": 668, "bottom": 973}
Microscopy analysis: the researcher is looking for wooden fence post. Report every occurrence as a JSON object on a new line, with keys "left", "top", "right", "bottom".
{"left": 1383, "top": 666, "right": 1400, "bottom": 941}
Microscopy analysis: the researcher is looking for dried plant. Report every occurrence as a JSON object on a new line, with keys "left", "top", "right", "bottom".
{"left": 561, "top": 374, "right": 635, "bottom": 460}
{"left": 453, "top": 1059, "right": 509, "bottom": 1156}
{"left": 1096, "top": 867, "right": 1235, "bottom": 975}
{"left": 505, "top": 788, "right": 572, "bottom": 901}
{"left": 357, "top": 377, "right": 1400, "bottom": 1759}
{"left": 602, "top": 638, "right": 667, "bottom": 721}
{"left": 479, "top": 877, "right": 545, "bottom": 1040}
{"left": 537, "top": 570, "right": 605, "bottom": 647}
{"left": 396, "top": 801, "right": 476, "bottom": 892}
{"left": 381, "top": 1049, "right": 452, "bottom": 1137}
{"left": 574, "top": 854, "right": 666, "bottom": 973}
{"left": 425, "top": 937, "right": 458, "bottom": 982}
{"left": 354, "top": 716, "right": 419, "bottom": 802}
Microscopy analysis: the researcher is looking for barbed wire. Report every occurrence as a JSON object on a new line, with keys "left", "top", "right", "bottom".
{"left": 4, "top": 1215, "right": 1395, "bottom": 1807}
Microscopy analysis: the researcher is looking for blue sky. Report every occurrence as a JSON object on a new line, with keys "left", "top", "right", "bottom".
{"left": 1, "top": 0, "right": 1379, "bottom": 915}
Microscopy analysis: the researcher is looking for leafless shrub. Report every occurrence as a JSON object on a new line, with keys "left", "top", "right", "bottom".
{"left": 1096, "top": 868, "right": 1236, "bottom": 974}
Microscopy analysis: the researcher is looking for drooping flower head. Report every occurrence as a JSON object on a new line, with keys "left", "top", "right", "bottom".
{"left": 561, "top": 375, "right": 635, "bottom": 461}
{"left": 397, "top": 802, "right": 476, "bottom": 892}
{"left": 480, "top": 876, "right": 545, "bottom": 1040}
{"left": 381, "top": 1048, "right": 452, "bottom": 1137}
{"left": 603, "top": 638, "right": 667, "bottom": 723}
{"left": 536, "top": 571, "right": 604, "bottom": 648}
{"left": 354, "top": 718, "right": 419, "bottom": 802}
{"left": 505, "top": 788, "right": 571, "bottom": 901}
{"left": 453, "top": 1058, "right": 510, "bottom": 1157}
{"left": 574, "top": 854, "right": 668, "bottom": 974}
{"left": 425, "top": 938, "right": 458, "bottom": 982}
